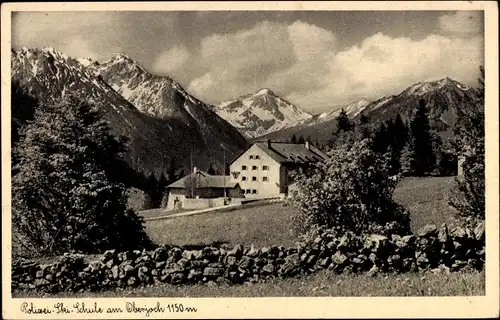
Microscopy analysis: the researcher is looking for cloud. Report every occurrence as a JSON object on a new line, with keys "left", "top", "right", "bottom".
{"left": 55, "top": 36, "right": 99, "bottom": 60}
{"left": 11, "top": 12, "right": 177, "bottom": 62}
{"left": 12, "top": 12, "right": 118, "bottom": 59}
{"left": 188, "top": 20, "right": 339, "bottom": 102}
{"left": 438, "top": 11, "right": 483, "bottom": 36}
{"left": 187, "top": 21, "right": 297, "bottom": 100}
{"left": 152, "top": 45, "right": 191, "bottom": 74}
{"left": 12, "top": 12, "right": 484, "bottom": 113}
{"left": 287, "top": 21, "right": 337, "bottom": 62}
{"left": 188, "top": 18, "right": 483, "bottom": 112}
{"left": 293, "top": 32, "right": 483, "bottom": 111}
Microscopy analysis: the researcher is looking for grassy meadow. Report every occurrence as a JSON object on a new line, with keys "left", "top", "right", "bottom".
{"left": 144, "top": 176, "right": 457, "bottom": 248}
{"left": 15, "top": 176, "right": 481, "bottom": 298}
{"left": 145, "top": 202, "right": 298, "bottom": 248}
{"left": 18, "top": 270, "right": 484, "bottom": 298}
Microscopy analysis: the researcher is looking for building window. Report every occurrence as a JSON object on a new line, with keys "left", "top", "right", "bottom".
{"left": 242, "top": 176, "right": 247, "bottom": 181}
{"left": 246, "top": 189, "right": 251, "bottom": 194}
{"left": 262, "top": 176, "right": 268, "bottom": 182}
{"left": 262, "top": 165, "right": 268, "bottom": 170}
{"left": 252, "top": 189, "right": 257, "bottom": 194}
{"left": 249, "top": 155, "right": 254, "bottom": 159}
{"left": 252, "top": 165, "right": 257, "bottom": 170}
{"left": 242, "top": 165, "right": 247, "bottom": 170}
{"left": 255, "top": 155, "right": 260, "bottom": 159}
{"left": 252, "top": 176, "right": 257, "bottom": 181}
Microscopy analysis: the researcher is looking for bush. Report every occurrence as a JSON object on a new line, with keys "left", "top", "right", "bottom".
{"left": 289, "top": 139, "right": 411, "bottom": 236}
{"left": 448, "top": 67, "right": 485, "bottom": 224}
{"left": 126, "top": 188, "right": 152, "bottom": 211}
{"left": 12, "top": 95, "right": 152, "bottom": 257}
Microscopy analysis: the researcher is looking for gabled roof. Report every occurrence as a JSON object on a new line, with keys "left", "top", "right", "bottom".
{"left": 167, "top": 171, "right": 239, "bottom": 189}
{"left": 230, "top": 141, "right": 328, "bottom": 165}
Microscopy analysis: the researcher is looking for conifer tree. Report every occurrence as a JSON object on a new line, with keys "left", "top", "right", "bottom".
{"left": 11, "top": 81, "right": 39, "bottom": 148}
{"left": 207, "top": 163, "right": 216, "bottom": 175}
{"left": 166, "top": 158, "right": 177, "bottom": 182}
{"left": 155, "top": 173, "right": 168, "bottom": 207}
{"left": 357, "top": 114, "right": 371, "bottom": 139}
{"left": 335, "top": 108, "right": 351, "bottom": 133}
{"left": 372, "top": 122, "right": 389, "bottom": 154}
{"left": 407, "top": 99, "right": 435, "bottom": 176}
{"left": 392, "top": 114, "right": 408, "bottom": 153}
{"left": 12, "top": 95, "right": 151, "bottom": 256}
{"left": 400, "top": 137, "right": 417, "bottom": 176}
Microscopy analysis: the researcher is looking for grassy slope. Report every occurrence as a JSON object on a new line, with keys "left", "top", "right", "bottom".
{"left": 145, "top": 203, "right": 298, "bottom": 248}
{"left": 145, "top": 176, "right": 457, "bottom": 248}
{"left": 18, "top": 270, "right": 484, "bottom": 298}
{"left": 14, "top": 176, "right": 484, "bottom": 298}
{"left": 393, "top": 176, "right": 457, "bottom": 231}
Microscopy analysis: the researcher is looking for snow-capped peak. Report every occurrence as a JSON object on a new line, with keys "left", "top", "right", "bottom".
{"left": 406, "top": 77, "right": 464, "bottom": 96}
{"left": 77, "top": 57, "right": 96, "bottom": 67}
{"left": 214, "top": 88, "right": 312, "bottom": 138}
{"left": 255, "top": 88, "right": 275, "bottom": 96}
{"left": 41, "top": 47, "right": 69, "bottom": 59}
{"left": 102, "top": 53, "right": 144, "bottom": 69}
{"left": 112, "top": 53, "right": 133, "bottom": 61}
{"left": 313, "top": 98, "right": 371, "bottom": 123}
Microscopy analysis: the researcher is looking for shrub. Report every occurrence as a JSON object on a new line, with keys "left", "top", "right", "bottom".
{"left": 289, "top": 139, "right": 411, "bottom": 236}
{"left": 448, "top": 67, "right": 485, "bottom": 224}
{"left": 12, "top": 95, "right": 152, "bottom": 257}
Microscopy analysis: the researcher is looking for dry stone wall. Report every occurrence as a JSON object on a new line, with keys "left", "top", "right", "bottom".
{"left": 12, "top": 222, "right": 485, "bottom": 294}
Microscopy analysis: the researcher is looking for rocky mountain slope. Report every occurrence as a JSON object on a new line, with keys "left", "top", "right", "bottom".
{"left": 11, "top": 47, "right": 249, "bottom": 177}
{"left": 260, "top": 78, "right": 480, "bottom": 143}
{"left": 213, "top": 88, "right": 312, "bottom": 138}
{"left": 358, "top": 77, "right": 479, "bottom": 132}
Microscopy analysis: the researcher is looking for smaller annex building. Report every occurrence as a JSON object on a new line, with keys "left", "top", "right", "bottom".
{"left": 165, "top": 170, "right": 244, "bottom": 210}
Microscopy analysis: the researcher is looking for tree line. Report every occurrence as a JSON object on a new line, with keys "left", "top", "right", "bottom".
{"left": 290, "top": 66, "right": 485, "bottom": 236}
{"left": 329, "top": 99, "right": 458, "bottom": 177}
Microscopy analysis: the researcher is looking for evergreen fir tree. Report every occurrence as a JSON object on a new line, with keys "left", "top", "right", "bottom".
{"left": 166, "top": 158, "right": 177, "bottom": 183}
{"left": 335, "top": 108, "right": 351, "bottom": 133}
{"left": 357, "top": 114, "right": 371, "bottom": 139}
{"left": 400, "top": 137, "right": 417, "bottom": 176}
{"left": 408, "top": 99, "right": 435, "bottom": 176}
{"left": 372, "top": 122, "right": 389, "bottom": 154}
{"left": 392, "top": 114, "right": 408, "bottom": 153}
{"left": 11, "top": 81, "right": 39, "bottom": 148}
{"left": 430, "top": 130, "right": 444, "bottom": 175}
{"left": 12, "top": 95, "right": 151, "bottom": 256}
{"left": 154, "top": 173, "right": 168, "bottom": 208}
{"left": 297, "top": 135, "right": 305, "bottom": 144}
{"left": 360, "top": 114, "right": 369, "bottom": 125}
{"left": 291, "top": 134, "right": 298, "bottom": 144}
{"left": 207, "top": 163, "right": 216, "bottom": 175}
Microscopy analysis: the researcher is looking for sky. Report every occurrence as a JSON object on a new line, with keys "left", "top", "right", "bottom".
{"left": 12, "top": 10, "right": 484, "bottom": 113}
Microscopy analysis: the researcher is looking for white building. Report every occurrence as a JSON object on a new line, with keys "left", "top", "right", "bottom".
{"left": 228, "top": 140, "right": 327, "bottom": 199}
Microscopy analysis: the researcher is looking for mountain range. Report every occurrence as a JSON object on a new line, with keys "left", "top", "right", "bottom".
{"left": 11, "top": 47, "right": 249, "bottom": 177}
{"left": 212, "top": 88, "right": 312, "bottom": 138}
{"left": 11, "top": 47, "right": 481, "bottom": 177}
{"left": 258, "top": 77, "right": 480, "bottom": 143}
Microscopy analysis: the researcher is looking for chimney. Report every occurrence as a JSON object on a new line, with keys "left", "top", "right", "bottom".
{"left": 267, "top": 139, "right": 271, "bottom": 149}
{"left": 305, "top": 141, "right": 310, "bottom": 150}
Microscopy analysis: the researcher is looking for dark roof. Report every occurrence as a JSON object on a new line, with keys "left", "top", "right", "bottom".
{"left": 167, "top": 171, "right": 239, "bottom": 189}
{"left": 252, "top": 141, "right": 328, "bottom": 164}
